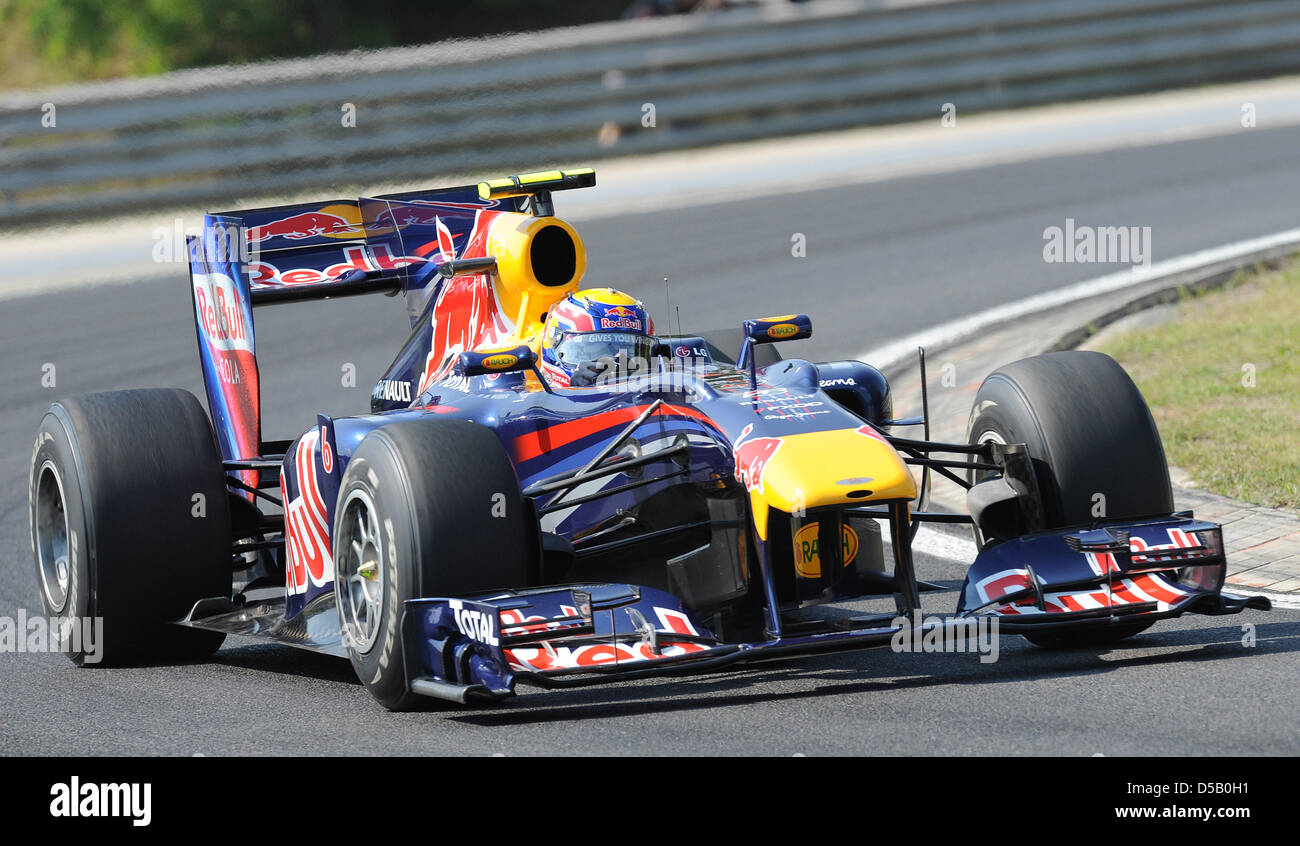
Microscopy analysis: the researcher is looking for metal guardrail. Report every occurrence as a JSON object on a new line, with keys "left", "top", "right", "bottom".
{"left": 3, "top": 0, "right": 1300, "bottom": 226}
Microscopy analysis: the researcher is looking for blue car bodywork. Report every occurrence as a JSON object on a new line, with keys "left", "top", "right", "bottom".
{"left": 180, "top": 169, "right": 1268, "bottom": 704}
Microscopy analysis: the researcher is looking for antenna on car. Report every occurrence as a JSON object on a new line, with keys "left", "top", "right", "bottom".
{"left": 663, "top": 276, "right": 671, "bottom": 332}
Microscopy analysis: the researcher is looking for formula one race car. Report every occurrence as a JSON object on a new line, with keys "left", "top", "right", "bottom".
{"left": 29, "top": 168, "right": 1269, "bottom": 708}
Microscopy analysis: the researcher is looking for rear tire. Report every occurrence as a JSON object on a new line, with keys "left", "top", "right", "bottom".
{"left": 334, "top": 419, "right": 535, "bottom": 710}
{"left": 966, "top": 351, "right": 1169, "bottom": 648}
{"left": 29, "top": 389, "right": 231, "bottom": 665}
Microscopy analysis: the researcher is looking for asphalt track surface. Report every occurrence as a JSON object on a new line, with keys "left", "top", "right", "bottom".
{"left": 2, "top": 125, "right": 1299, "bottom": 755}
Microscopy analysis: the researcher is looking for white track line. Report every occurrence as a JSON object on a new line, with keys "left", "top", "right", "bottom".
{"left": 911, "top": 528, "right": 980, "bottom": 564}
{"left": 1227, "top": 589, "right": 1300, "bottom": 610}
{"left": 879, "top": 521, "right": 977, "bottom": 564}
{"left": 860, "top": 227, "right": 1300, "bottom": 371}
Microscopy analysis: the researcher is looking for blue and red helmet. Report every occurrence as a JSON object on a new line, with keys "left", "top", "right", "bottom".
{"left": 540, "top": 288, "right": 655, "bottom": 387}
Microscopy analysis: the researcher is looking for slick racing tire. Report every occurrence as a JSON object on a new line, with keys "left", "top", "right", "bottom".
{"left": 30, "top": 390, "right": 231, "bottom": 665}
{"left": 966, "top": 351, "right": 1170, "bottom": 648}
{"left": 334, "top": 419, "right": 534, "bottom": 710}
{"left": 698, "top": 328, "right": 783, "bottom": 369}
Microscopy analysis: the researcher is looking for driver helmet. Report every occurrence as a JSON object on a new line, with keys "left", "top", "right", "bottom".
{"left": 539, "top": 288, "right": 655, "bottom": 387}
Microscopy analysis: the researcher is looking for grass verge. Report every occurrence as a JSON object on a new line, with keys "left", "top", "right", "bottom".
{"left": 1095, "top": 255, "right": 1300, "bottom": 512}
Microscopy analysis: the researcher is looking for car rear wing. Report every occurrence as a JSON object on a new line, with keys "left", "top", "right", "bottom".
{"left": 188, "top": 171, "right": 595, "bottom": 491}
{"left": 192, "top": 183, "right": 527, "bottom": 312}
{"left": 186, "top": 183, "right": 528, "bottom": 484}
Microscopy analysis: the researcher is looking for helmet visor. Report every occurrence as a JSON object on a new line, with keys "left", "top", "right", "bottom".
{"left": 554, "top": 331, "right": 653, "bottom": 368}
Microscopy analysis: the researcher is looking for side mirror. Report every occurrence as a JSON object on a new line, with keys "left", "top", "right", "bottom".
{"left": 456, "top": 344, "right": 537, "bottom": 377}
{"left": 738, "top": 314, "right": 812, "bottom": 369}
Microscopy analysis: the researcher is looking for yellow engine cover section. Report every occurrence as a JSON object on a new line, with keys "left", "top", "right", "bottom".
{"left": 485, "top": 212, "right": 586, "bottom": 340}
{"left": 743, "top": 426, "right": 916, "bottom": 540}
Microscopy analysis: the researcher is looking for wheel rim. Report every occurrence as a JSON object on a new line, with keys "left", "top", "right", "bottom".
{"left": 335, "top": 489, "right": 385, "bottom": 654}
{"left": 974, "top": 426, "right": 1007, "bottom": 459}
{"left": 969, "top": 429, "right": 1009, "bottom": 549}
{"left": 35, "top": 461, "right": 71, "bottom": 613}
{"left": 971, "top": 429, "right": 1008, "bottom": 480}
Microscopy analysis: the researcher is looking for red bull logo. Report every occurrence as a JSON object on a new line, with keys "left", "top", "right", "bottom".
{"left": 373, "top": 200, "right": 493, "bottom": 230}
{"left": 374, "top": 207, "right": 443, "bottom": 229}
{"left": 192, "top": 272, "right": 252, "bottom": 352}
{"left": 247, "top": 244, "right": 425, "bottom": 287}
{"left": 600, "top": 306, "right": 643, "bottom": 331}
{"left": 247, "top": 211, "right": 361, "bottom": 244}
{"left": 733, "top": 424, "right": 783, "bottom": 493}
{"left": 284, "top": 430, "right": 332, "bottom": 596}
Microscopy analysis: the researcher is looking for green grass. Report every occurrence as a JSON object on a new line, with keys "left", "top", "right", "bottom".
{"left": 0, "top": 1, "right": 629, "bottom": 91}
{"left": 1096, "top": 256, "right": 1300, "bottom": 511}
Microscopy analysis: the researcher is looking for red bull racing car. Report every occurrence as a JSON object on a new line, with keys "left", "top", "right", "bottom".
{"left": 29, "top": 168, "right": 1269, "bottom": 708}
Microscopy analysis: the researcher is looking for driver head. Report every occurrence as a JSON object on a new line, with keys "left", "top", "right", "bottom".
{"left": 540, "top": 288, "right": 655, "bottom": 387}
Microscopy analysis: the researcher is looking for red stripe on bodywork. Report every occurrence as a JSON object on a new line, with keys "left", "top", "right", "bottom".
{"left": 1109, "top": 582, "right": 1144, "bottom": 605}
{"left": 1057, "top": 593, "right": 1088, "bottom": 613}
{"left": 511, "top": 403, "right": 714, "bottom": 463}
{"left": 1132, "top": 573, "right": 1186, "bottom": 604}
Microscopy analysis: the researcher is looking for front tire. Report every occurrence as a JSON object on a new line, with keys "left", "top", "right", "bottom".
{"left": 334, "top": 419, "right": 535, "bottom": 710}
{"left": 967, "top": 351, "right": 1172, "bottom": 533}
{"left": 29, "top": 389, "right": 231, "bottom": 665}
{"left": 966, "top": 352, "right": 1170, "bottom": 648}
